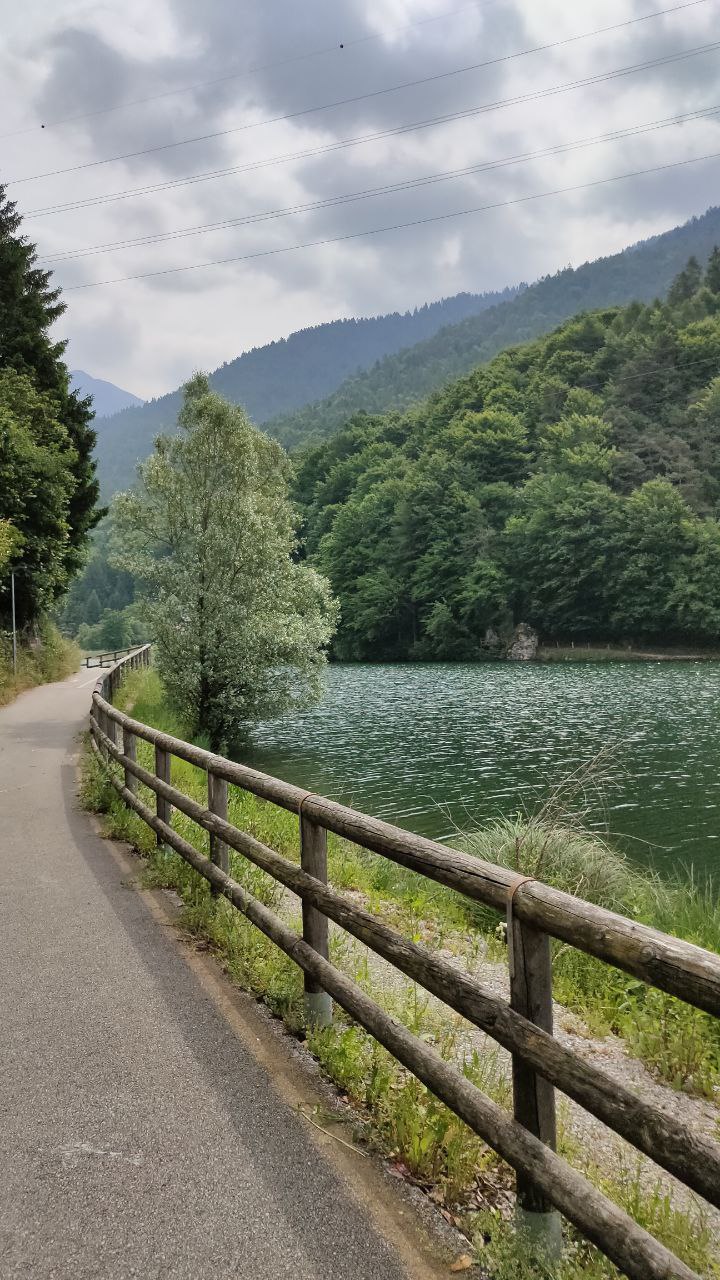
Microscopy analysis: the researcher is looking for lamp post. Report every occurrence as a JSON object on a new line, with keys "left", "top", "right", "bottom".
{"left": 11, "top": 569, "right": 17, "bottom": 677}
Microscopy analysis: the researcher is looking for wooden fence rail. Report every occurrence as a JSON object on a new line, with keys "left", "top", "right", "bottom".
{"left": 83, "top": 646, "right": 147, "bottom": 669}
{"left": 89, "top": 646, "right": 720, "bottom": 1280}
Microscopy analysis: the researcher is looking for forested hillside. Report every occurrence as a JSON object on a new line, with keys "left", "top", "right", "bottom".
{"left": 94, "top": 288, "right": 515, "bottom": 494}
{"left": 295, "top": 254, "right": 720, "bottom": 660}
{"left": 269, "top": 206, "right": 720, "bottom": 450}
{"left": 94, "top": 207, "right": 720, "bottom": 498}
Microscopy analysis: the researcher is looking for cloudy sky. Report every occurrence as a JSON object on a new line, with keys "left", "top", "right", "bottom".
{"left": 1, "top": 0, "right": 719, "bottom": 398}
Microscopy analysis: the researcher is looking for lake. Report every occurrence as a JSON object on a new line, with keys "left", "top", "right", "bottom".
{"left": 244, "top": 662, "right": 720, "bottom": 879}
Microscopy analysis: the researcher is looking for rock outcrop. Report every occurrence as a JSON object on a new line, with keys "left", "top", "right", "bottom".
{"left": 507, "top": 622, "right": 539, "bottom": 661}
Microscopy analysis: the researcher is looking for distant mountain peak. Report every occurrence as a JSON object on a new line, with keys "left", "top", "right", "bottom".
{"left": 70, "top": 370, "right": 144, "bottom": 418}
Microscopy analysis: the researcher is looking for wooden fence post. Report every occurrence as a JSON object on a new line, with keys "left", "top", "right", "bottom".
{"left": 300, "top": 809, "right": 332, "bottom": 1028}
{"left": 155, "top": 745, "right": 171, "bottom": 844}
{"left": 102, "top": 691, "right": 112, "bottom": 753}
{"left": 123, "top": 726, "right": 137, "bottom": 795}
{"left": 509, "top": 909, "right": 562, "bottom": 1258}
{"left": 208, "top": 771, "right": 229, "bottom": 895}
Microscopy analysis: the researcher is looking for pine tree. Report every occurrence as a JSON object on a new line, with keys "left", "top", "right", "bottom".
{"left": 0, "top": 185, "right": 100, "bottom": 625}
{"left": 667, "top": 255, "right": 703, "bottom": 305}
{"left": 84, "top": 589, "right": 102, "bottom": 626}
{"left": 706, "top": 245, "right": 720, "bottom": 294}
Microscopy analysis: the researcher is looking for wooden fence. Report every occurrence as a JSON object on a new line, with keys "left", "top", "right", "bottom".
{"left": 83, "top": 645, "right": 147, "bottom": 669}
{"left": 89, "top": 646, "right": 720, "bottom": 1280}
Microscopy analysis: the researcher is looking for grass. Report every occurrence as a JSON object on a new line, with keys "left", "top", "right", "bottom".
{"left": 0, "top": 622, "right": 80, "bottom": 706}
{"left": 461, "top": 815, "right": 720, "bottom": 1097}
{"left": 469, "top": 1164, "right": 720, "bottom": 1280}
{"left": 79, "top": 665, "right": 720, "bottom": 1279}
{"left": 537, "top": 643, "right": 720, "bottom": 663}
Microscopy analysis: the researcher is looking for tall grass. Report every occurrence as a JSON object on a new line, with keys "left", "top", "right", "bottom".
{"left": 462, "top": 815, "right": 720, "bottom": 1095}
{"left": 0, "top": 622, "right": 79, "bottom": 706}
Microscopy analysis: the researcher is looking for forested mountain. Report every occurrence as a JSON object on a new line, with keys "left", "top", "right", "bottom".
{"left": 269, "top": 206, "right": 720, "bottom": 450}
{"left": 70, "top": 371, "right": 143, "bottom": 417}
{"left": 294, "top": 254, "right": 720, "bottom": 660}
{"left": 94, "top": 288, "right": 515, "bottom": 494}
{"left": 94, "top": 207, "right": 720, "bottom": 498}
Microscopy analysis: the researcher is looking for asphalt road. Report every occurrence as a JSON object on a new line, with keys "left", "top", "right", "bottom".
{"left": 0, "top": 671, "right": 425, "bottom": 1279}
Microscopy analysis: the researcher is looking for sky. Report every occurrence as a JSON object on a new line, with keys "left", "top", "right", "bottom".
{"left": 1, "top": 0, "right": 719, "bottom": 399}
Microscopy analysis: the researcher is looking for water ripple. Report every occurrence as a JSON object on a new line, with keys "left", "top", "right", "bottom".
{"left": 242, "top": 662, "right": 720, "bottom": 878}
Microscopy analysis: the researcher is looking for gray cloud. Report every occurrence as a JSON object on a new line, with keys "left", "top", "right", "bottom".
{"left": 1, "top": 0, "right": 719, "bottom": 397}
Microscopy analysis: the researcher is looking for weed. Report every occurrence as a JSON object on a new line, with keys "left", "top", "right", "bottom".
{"left": 593, "top": 1157, "right": 720, "bottom": 1279}
{"left": 461, "top": 816, "right": 720, "bottom": 1094}
{"left": 0, "top": 623, "right": 79, "bottom": 706}
{"left": 470, "top": 1210, "right": 617, "bottom": 1280}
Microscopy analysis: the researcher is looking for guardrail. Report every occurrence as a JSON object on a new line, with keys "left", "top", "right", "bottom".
{"left": 89, "top": 646, "right": 720, "bottom": 1280}
{"left": 83, "top": 645, "right": 147, "bottom": 669}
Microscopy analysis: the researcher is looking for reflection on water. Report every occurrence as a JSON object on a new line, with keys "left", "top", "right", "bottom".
{"left": 242, "top": 662, "right": 720, "bottom": 877}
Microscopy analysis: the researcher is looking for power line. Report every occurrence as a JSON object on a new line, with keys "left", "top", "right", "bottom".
{"left": 6, "top": 2, "right": 714, "bottom": 187}
{"left": 0, "top": 0, "right": 504, "bottom": 140}
{"left": 22, "top": 39, "right": 720, "bottom": 221}
{"left": 584, "top": 351, "right": 720, "bottom": 392}
{"left": 61, "top": 146, "right": 720, "bottom": 291}
{"left": 39, "top": 105, "right": 720, "bottom": 264}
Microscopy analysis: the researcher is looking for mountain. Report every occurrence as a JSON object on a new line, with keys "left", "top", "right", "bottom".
{"left": 267, "top": 207, "right": 720, "bottom": 450}
{"left": 92, "top": 205, "right": 720, "bottom": 498}
{"left": 93, "top": 289, "right": 516, "bottom": 495}
{"left": 295, "top": 252, "right": 720, "bottom": 661}
{"left": 70, "top": 370, "right": 143, "bottom": 418}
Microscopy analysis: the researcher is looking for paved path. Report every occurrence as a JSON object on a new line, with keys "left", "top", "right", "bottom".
{"left": 0, "top": 673, "right": 431, "bottom": 1279}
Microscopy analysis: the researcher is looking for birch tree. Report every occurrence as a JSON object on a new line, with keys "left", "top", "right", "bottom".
{"left": 113, "top": 374, "right": 337, "bottom": 748}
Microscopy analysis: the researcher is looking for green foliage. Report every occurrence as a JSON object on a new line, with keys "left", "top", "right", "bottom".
{"left": 76, "top": 605, "right": 147, "bottom": 652}
{"left": 0, "top": 370, "right": 77, "bottom": 621}
{"left": 112, "top": 374, "right": 337, "bottom": 748}
{"left": 299, "top": 254, "right": 720, "bottom": 657}
{"left": 0, "top": 519, "right": 22, "bottom": 575}
{"left": 0, "top": 185, "right": 100, "bottom": 628}
{"left": 0, "top": 621, "right": 79, "bottom": 705}
{"left": 667, "top": 256, "right": 703, "bottom": 305}
{"left": 471, "top": 1168, "right": 719, "bottom": 1280}
{"left": 60, "top": 512, "right": 140, "bottom": 645}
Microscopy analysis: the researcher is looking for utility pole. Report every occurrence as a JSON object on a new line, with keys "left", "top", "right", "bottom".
{"left": 11, "top": 570, "right": 17, "bottom": 676}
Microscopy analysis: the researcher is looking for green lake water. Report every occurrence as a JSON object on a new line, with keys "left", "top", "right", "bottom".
{"left": 244, "top": 662, "right": 720, "bottom": 879}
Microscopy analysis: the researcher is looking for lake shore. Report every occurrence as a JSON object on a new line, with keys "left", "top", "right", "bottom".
{"left": 536, "top": 643, "right": 720, "bottom": 663}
